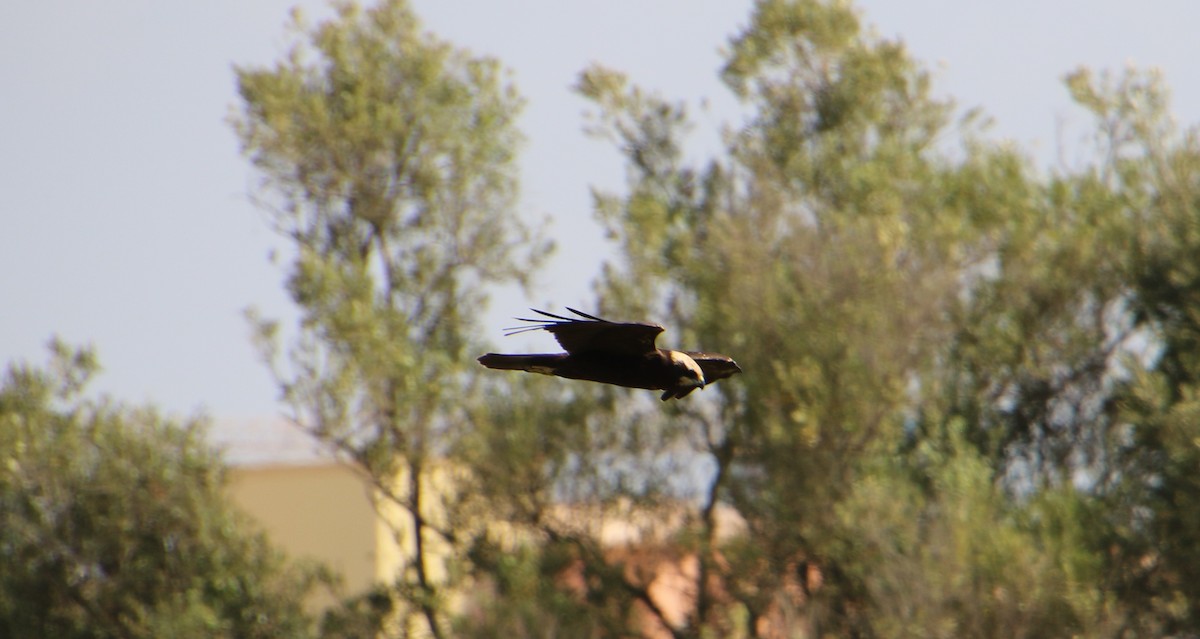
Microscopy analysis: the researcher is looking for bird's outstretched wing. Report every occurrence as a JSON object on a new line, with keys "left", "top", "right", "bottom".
{"left": 683, "top": 351, "right": 743, "bottom": 383}
{"left": 505, "top": 308, "right": 664, "bottom": 356}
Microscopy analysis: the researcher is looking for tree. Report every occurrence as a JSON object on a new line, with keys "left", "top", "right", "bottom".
{"left": 576, "top": 0, "right": 981, "bottom": 633}
{"left": 0, "top": 341, "right": 320, "bottom": 639}
{"left": 231, "top": 1, "right": 547, "bottom": 636}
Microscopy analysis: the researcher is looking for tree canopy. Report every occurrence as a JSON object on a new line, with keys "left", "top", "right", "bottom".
{"left": 0, "top": 341, "right": 321, "bottom": 639}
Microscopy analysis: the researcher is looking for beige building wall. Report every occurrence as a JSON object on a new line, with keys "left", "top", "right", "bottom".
{"left": 228, "top": 462, "right": 395, "bottom": 608}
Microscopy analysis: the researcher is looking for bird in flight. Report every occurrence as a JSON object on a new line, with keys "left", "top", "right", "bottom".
{"left": 477, "top": 308, "right": 741, "bottom": 401}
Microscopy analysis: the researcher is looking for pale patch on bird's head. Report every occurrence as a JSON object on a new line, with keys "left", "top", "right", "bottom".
{"left": 668, "top": 350, "right": 706, "bottom": 388}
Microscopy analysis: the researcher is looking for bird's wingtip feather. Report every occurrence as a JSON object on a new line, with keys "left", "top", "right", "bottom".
{"left": 566, "top": 307, "right": 606, "bottom": 322}
{"left": 530, "top": 308, "right": 574, "bottom": 321}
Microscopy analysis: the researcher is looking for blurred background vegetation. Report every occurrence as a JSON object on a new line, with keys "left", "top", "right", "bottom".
{"left": 5, "top": 0, "right": 1200, "bottom": 637}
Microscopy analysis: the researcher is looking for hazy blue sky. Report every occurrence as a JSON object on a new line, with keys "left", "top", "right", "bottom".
{"left": 3, "top": 1, "right": 1198, "bottom": 432}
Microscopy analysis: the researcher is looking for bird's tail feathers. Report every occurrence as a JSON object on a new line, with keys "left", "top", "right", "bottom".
{"left": 477, "top": 353, "right": 566, "bottom": 375}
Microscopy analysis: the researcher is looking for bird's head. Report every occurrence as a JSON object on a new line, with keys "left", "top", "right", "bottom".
{"left": 669, "top": 350, "right": 706, "bottom": 390}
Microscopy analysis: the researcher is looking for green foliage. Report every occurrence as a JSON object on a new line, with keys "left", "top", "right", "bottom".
{"left": 0, "top": 341, "right": 321, "bottom": 639}
{"left": 233, "top": 0, "right": 546, "bottom": 470}
{"left": 453, "top": 541, "right": 613, "bottom": 639}
{"left": 832, "top": 422, "right": 1121, "bottom": 638}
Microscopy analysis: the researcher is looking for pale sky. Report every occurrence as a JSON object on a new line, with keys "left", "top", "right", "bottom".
{"left": 3, "top": 1, "right": 1198, "bottom": 432}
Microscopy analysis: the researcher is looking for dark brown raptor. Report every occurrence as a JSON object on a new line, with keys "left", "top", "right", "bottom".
{"left": 477, "top": 308, "right": 741, "bottom": 400}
